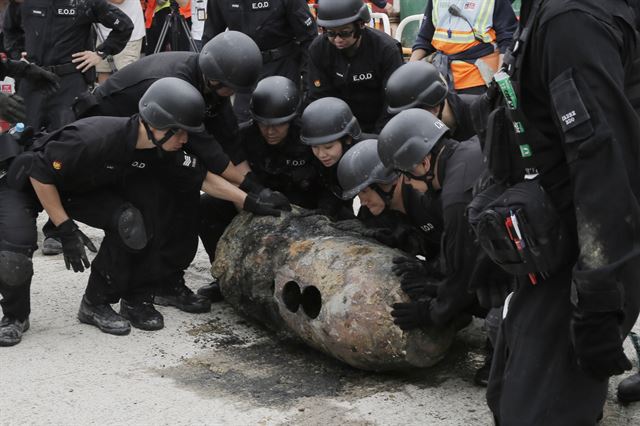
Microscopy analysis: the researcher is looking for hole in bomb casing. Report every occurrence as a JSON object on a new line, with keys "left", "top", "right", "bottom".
{"left": 301, "top": 286, "right": 322, "bottom": 319}
{"left": 282, "top": 281, "right": 301, "bottom": 313}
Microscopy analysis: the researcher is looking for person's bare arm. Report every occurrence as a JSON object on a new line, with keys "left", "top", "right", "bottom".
{"left": 29, "top": 178, "right": 69, "bottom": 226}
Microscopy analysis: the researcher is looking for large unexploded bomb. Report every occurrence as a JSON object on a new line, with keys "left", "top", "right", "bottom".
{"left": 212, "top": 210, "right": 455, "bottom": 371}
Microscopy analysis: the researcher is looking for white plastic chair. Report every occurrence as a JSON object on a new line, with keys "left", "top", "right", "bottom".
{"left": 394, "top": 13, "right": 423, "bottom": 43}
{"left": 369, "top": 12, "right": 392, "bottom": 36}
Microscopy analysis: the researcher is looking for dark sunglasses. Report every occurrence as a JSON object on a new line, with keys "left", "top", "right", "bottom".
{"left": 324, "top": 28, "right": 355, "bottom": 39}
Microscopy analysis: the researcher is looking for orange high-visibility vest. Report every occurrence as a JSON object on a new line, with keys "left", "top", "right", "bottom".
{"left": 431, "top": 0, "right": 499, "bottom": 90}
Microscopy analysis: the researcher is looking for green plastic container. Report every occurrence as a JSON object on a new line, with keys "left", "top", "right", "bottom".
{"left": 399, "top": 0, "right": 427, "bottom": 48}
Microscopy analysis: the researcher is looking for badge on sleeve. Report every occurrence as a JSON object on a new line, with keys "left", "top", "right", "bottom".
{"left": 52, "top": 160, "right": 62, "bottom": 170}
{"left": 314, "top": 79, "right": 321, "bottom": 88}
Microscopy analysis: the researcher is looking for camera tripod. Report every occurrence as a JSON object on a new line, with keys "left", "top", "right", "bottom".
{"left": 154, "top": 0, "right": 200, "bottom": 54}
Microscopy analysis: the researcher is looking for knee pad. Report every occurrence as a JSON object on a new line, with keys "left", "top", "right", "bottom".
{"left": 117, "top": 204, "right": 148, "bottom": 251}
{"left": 0, "top": 251, "right": 33, "bottom": 287}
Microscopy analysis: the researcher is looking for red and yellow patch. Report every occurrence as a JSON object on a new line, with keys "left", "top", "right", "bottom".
{"left": 314, "top": 79, "right": 321, "bottom": 88}
{"left": 52, "top": 160, "right": 62, "bottom": 170}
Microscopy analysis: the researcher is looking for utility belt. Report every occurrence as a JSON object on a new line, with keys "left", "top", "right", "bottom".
{"left": 42, "top": 62, "right": 96, "bottom": 86}
{"left": 261, "top": 42, "right": 298, "bottom": 64}
{"left": 42, "top": 62, "right": 79, "bottom": 76}
{"left": 430, "top": 43, "right": 497, "bottom": 89}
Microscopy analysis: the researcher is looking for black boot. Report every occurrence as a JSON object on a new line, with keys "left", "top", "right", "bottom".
{"left": 0, "top": 316, "right": 30, "bottom": 346}
{"left": 196, "top": 279, "right": 224, "bottom": 302}
{"left": 154, "top": 280, "right": 211, "bottom": 313}
{"left": 617, "top": 332, "right": 640, "bottom": 404}
{"left": 77, "top": 295, "right": 131, "bottom": 335}
{"left": 120, "top": 299, "right": 164, "bottom": 331}
{"left": 41, "top": 236, "right": 63, "bottom": 256}
{"left": 618, "top": 373, "right": 640, "bottom": 404}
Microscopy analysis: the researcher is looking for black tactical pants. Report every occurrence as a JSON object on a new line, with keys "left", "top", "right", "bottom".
{"left": 198, "top": 194, "right": 238, "bottom": 263}
{"left": 20, "top": 71, "right": 87, "bottom": 132}
{"left": 486, "top": 262, "right": 640, "bottom": 425}
{"left": 125, "top": 150, "right": 207, "bottom": 294}
{"left": 0, "top": 180, "right": 38, "bottom": 321}
{"left": 60, "top": 185, "right": 154, "bottom": 305}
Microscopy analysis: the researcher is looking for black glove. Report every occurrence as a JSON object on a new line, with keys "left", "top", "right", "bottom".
{"left": 243, "top": 192, "right": 282, "bottom": 217}
{"left": 390, "top": 299, "right": 433, "bottom": 331}
{"left": 392, "top": 256, "right": 440, "bottom": 300}
{"left": 362, "top": 228, "right": 397, "bottom": 246}
{"left": 239, "top": 171, "right": 264, "bottom": 194}
{"left": 52, "top": 219, "right": 98, "bottom": 272}
{"left": 571, "top": 309, "right": 632, "bottom": 381}
{"left": 0, "top": 93, "right": 25, "bottom": 123}
{"left": 469, "top": 252, "right": 513, "bottom": 309}
{"left": 22, "top": 63, "right": 60, "bottom": 95}
{"left": 256, "top": 188, "right": 291, "bottom": 212}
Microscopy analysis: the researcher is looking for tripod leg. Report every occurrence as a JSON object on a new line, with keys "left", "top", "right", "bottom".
{"left": 178, "top": 16, "right": 200, "bottom": 53}
{"left": 154, "top": 14, "right": 172, "bottom": 54}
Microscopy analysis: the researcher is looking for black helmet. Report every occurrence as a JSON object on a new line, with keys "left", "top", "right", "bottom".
{"left": 337, "top": 139, "right": 398, "bottom": 199}
{"left": 300, "top": 97, "right": 361, "bottom": 145}
{"left": 377, "top": 109, "right": 449, "bottom": 171}
{"left": 250, "top": 76, "right": 300, "bottom": 125}
{"left": 316, "top": 0, "right": 371, "bottom": 27}
{"left": 198, "top": 31, "right": 262, "bottom": 93}
{"left": 386, "top": 62, "right": 448, "bottom": 114}
{"left": 139, "top": 77, "right": 205, "bottom": 133}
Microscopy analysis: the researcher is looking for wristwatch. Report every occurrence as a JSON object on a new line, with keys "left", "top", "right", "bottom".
{"left": 96, "top": 51, "right": 107, "bottom": 59}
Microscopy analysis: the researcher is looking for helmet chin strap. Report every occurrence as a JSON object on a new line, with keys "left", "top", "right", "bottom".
{"left": 436, "top": 102, "right": 445, "bottom": 120}
{"left": 143, "top": 121, "right": 176, "bottom": 148}
{"left": 143, "top": 120, "right": 176, "bottom": 158}
{"left": 372, "top": 183, "right": 396, "bottom": 208}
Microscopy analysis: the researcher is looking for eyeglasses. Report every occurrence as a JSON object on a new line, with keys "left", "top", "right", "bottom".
{"left": 324, "top": 28, "right": 355, "bottom": 39}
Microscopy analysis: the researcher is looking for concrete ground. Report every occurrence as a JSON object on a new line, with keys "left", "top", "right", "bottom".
{"left": 1, "top": 221, "right": 639, "bottom": 425}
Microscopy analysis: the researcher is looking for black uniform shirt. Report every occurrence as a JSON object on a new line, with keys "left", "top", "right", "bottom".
{"left": 403, "top": 184, "right": 443, "bottom": 257}
{"left": 92, "top": 52, "right": 233, "bottom": 175}
{"left": 430, "top": 139, "right": 485, "bottom": 325}
{"left": 29, "top": 116, "right": 139, "bottom": 193}
{"left": 4, "top": 0, "right": 133, "bottom": 66}
{"left": 239, "top": 122, "right": 319, "bottom": 208}
{"left": 307, "top": 28, "right": 404, "bottom": 133}
{"left": 447, "top": 92, "right": 477, "bottom": 141}
{"left": 517, "top": 0, "right": 640, "bottom": 295}
{"left": 202, "top": 0, "right": 316, "bottom": 51}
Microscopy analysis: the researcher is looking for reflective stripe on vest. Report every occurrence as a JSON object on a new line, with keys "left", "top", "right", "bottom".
{"left": 431, "top": 0, "right": 496, "bottom": 55}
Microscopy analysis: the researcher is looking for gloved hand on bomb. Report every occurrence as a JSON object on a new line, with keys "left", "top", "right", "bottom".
{"left": 392, "top": 256, "right": 442, "bottom": 301}
{"left": 243, "top": 188, "right": 291, "bottom": 217}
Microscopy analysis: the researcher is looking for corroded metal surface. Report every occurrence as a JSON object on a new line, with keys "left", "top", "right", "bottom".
{"left": 212, "top": 209, "right": 455, "bottom": 371}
